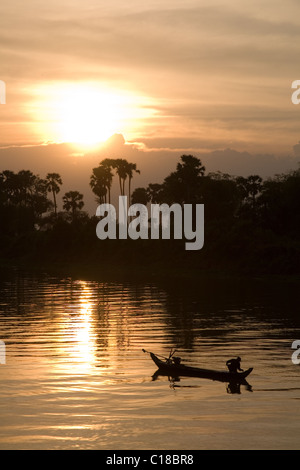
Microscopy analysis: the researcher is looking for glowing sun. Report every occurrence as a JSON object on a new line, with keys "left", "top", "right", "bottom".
{"left": 56, "top": 85, "right": 128, "bottom": 146}
{"left": 32, "top": 82, "right": 146, "bottom": 148}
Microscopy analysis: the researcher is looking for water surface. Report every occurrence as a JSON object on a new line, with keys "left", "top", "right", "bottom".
{"left": 0, "top": 272, "right": 299, "bottom": 449}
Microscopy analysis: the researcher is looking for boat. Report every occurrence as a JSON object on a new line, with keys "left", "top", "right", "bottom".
{"left": 147, "top": 351, "right": 253, "bottom": 383}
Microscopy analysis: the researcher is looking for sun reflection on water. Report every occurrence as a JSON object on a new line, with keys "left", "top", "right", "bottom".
{"left": 1, "top": 276, "right": 300, "bottom": 449}
{"left": 68, "top": 281, "right": 95, "bottom": 373}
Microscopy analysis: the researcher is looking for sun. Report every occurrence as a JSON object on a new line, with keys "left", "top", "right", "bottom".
{"left": 31, "top": 82, "right": 149, "bottom": 148}
{"left": 55, "top": 85, "right": 128, "bottom": 146}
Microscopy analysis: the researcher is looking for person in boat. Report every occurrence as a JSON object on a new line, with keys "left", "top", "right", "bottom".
{"left": 172, "top": 356, "right": 181, "bottom": 365}
{"left": 226, "top": 356, "right": 243, "bottom": 373}
{"left": 166, "top": 349, "right": 181, "bottom": 365}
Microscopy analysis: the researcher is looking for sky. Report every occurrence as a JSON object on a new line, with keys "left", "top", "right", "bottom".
{"left": 1, "top": 0, "right": 300, "bottom": 212}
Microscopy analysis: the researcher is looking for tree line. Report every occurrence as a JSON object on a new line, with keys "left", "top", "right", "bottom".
{"left": 0, "top": 159, "right": 142, "bottom": 235}
{"left": 130, "top": 155, "right": 300, "bottom": 238}
{"left": 1, "top": 155, "right": 300, "bottom": 234}
{"left": 0, "top": 170, "right": 84, "bottom": 232}
{"left": 0, "top": 154, "right": 299, "bottom": 274}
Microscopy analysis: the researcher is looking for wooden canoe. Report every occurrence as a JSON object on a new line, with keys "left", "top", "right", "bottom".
{"left": 150, "top": 352, "right": 253, "bottom": 383}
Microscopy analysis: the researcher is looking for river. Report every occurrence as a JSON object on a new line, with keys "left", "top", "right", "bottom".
{"left": 0, "top": 270, "right": 299, "bottom": 449}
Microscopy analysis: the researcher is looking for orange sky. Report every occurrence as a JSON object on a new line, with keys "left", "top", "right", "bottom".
{"left": 0, "top": 0, "right": 300, "bottom": 211}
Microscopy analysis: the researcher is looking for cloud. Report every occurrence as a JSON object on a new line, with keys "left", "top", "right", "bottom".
{"left": 0, "top": 1, "right": 300, "bottom": 155}
{"left": 1, "top": 2, "right": 300, "bottom": 86}
{"left": 0, "top": 135, "right": 298, "bottom": 214}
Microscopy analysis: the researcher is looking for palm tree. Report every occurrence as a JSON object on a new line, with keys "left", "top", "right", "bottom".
{"left": 62, "top": 190, "right": 84, "bottom": 222}
{"left": 91, "top": 159, "right": 114, "bottom": 204}
{"left": 112, "top": 159, "right": 129, "bottom": 196}
{"left": 90, "top": 158, "right": 140, "bottom": 203}
{"left": 46, "top": 173, "right": 62, "bottom": 216}
{"left": 127, "top": 162, "right": 140, "bottom": 203}
{"left": 90, "top": 168, "right": 107, "bottom": 204}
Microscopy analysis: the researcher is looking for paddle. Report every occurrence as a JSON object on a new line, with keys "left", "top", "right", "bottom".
{"left": 142, "top": 348, "right": 174, "bottom": 362}
{"left": 168, "top": 348, "right": 177, "bottom": 360}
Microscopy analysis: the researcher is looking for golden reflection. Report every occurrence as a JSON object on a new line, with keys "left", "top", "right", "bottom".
{"left": 70, "top": 281, "right": 95, "bottom": 372}
{"left": 51, "top": 281, "right": 163, "bottom": 380}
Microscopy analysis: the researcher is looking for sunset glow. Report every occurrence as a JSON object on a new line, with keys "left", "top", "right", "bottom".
{"left": 0, "top": 0, "right": 300, "bottom": 452}
{"left": 57, "top": 87, "right": 123, "bottom": 145}
{"left": 31, "top": 83, "right": 153, "bottom": 147}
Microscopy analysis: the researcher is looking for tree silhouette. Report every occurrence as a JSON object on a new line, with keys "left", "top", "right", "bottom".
{"left": 236, "top": 175, "right": 263, "bottom": 217}
{"left": 0, "top": 170, "right": 16, "bottom": 204}
{"left": 46, "top": 173, "right": 62, "bottom": 216}
{"left": 100, "top": 159, "right": 115, "bottom": 203}
{"left": 147, "top": 183, "right": 164, "bottom": 204}
{"left": 90, "top": 158, "right": 141, "bottom": 204}
{"left": 161, "top": 155, "right": 206, "bottom": 204}
{"left": 131, "top": 187, "right": 149, "bottom": 205}
{"left": 175, "top": 154, "right": 205, "bottom": 203}
{"left": 0, "top": 153, "right": 300, "bottom": 276}
{"left": 0, "top": 169, "right": 50, "bottom": 232}
{"left": 90, "top": 163, "right": 113, "bottom": 204}
{"left": 112, "top": 158, "right": 129, "bottom": 196}
{"left": 202, "top": 173, "right": 239, "bottom": 220}
{"left": 62, "top": 190, "right": 84, "bottom": 222}
{"left": 127, "top": 162, "right": 140, "bottom": 203}
{"left": 15, "top": 170, "right": 37, "bottom": 206}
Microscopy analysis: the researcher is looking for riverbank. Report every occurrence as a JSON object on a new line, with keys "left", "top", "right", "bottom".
{"left": 1, "top": 214, "right": 300, "bottom": 284}
{"left": 1, "top": 245, "right": 300, "bottom": 286}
